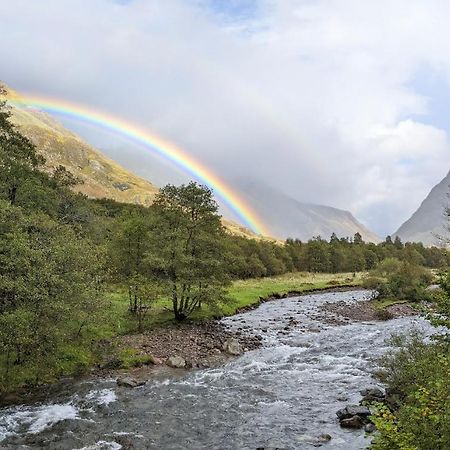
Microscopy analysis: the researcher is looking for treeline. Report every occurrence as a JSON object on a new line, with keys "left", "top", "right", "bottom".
{"left": 223, "top": 233, "right": 449, "bottom": 279}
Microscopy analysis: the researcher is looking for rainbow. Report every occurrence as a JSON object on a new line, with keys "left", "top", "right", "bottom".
{"left": 5, "top": 94, "right": 268, "bottom": 236}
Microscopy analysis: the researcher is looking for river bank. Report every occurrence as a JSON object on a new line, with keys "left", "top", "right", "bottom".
{"left": 0, "top": 289, "right": 433, "bottom": 450}
{"left": 0, "top": 272, "right": 364, "bottom": 402}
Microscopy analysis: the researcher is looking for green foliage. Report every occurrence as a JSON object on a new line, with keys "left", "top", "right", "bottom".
{"left": 370, "top": 335, "right": 450, "bottom": 450}
{"left": 118, "top": 348, "right": 155, "bottom": 369}
{"left": 145, "top": 182, "right": 230, "bottom": 321}
{"left": 370, "top": 258, "right": 433, "bottom": 302}
{"left": 0, "top": 94, "right": 44, "bottom": 206}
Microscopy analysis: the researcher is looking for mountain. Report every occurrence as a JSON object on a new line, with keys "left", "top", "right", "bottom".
{"left": 2, "top": 82, "right": 378, "bottom": 243}
{"left": 394, "top": 171, "right": 450, "bottom": 246}
{"left": 1, "top": 83, "right": 159, "bottom": 206}
{"left": 1, "top": 82, "right": 269, "bottom": 240}
{"left": 238, "top": 180, "right": 381, "bottom": 243}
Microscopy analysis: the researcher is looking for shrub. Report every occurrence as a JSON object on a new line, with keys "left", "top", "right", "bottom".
{"left": 370, "top": 334, "right": 450, "bottom": 450}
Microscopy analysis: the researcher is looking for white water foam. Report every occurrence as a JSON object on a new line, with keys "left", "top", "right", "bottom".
{"left": 85, "top": 389, "right": 117, "bottom": 406}
{"left": 75, "top": 440, "right": 122, "bottom": 450}
{"left": 0, "top": 402, "right": 79, "bottom": 440}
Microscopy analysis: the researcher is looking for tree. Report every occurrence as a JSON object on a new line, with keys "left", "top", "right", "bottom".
{"left": 127, "top": 276, "right": 161, "bottom": 331}
{"left": 0, "top": 93, "right": 44, "bottom": 205}
{"left": 111, "top": 212, "right": 152, "bottom": 279}
{"left": 304, "top": 238, "right": 330, "bottom": 272}
{"left": 330, "top": 232, "right": 340, "bottom": 244}
{"left": 0, "top": 201, "right": 104, "bottom": 389}
{"left": 145, "top": 182, "right": 229, "bottom": 321}
{"left": 393, "top": 235, "right": 404, "bottom": 249}
{"left": 353, "top": 232, "right": 364, "bottom": 245}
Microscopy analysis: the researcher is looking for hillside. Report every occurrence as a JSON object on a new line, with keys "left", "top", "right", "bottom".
{"left": 1, "top": 83, "right": 160, "bottom": 206}
{"left": 1, "top": 83, "right": 276, "bottom": 241}
{"left": 394, "top": 171, "right": 450, "bottom": 246}
{"left": 238, "top": 180, "right": 381, "bottom": 243}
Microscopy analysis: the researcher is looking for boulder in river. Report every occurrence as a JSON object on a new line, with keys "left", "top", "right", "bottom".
{"left": 336, "top": 404, "right": 372, "bottom": 429}
{"left": 336, "top": 405, "right": 371, "bottom": 421}
{"left": 360, "top": 387, "right": 385, "bottom": 403}
{"left": 166, "top": 355, "right": 186, "bottom": 368}
{"left": 222, "top": 338, "right": 242, "bottom": 355}
{"left": 340, "top": 415, "right": 364, "bottom": 429}
{"left": 116, "top": 376, "right": 146, "bottom": 388}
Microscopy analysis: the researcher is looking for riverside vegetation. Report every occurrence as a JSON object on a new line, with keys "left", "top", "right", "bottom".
{"left": 1, "top": 93, "right": 450, "bottom": 448}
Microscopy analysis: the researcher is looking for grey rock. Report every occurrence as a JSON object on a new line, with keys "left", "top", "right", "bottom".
{"left": 166, "top": 355, "right": 186, "bottom": 368}
{"left": 222, "top": 338, "right": 243, "bottom": 356}
{"left": 318, "top": 434, "right": 332, "bottom": 442}
{"left": 360, "top": 388, "right": 384, "bottom": 398}
{"left": 340, "top": 415, "right": 364, "bottom": 429}
{"left": 116, "top": 376, "right": 146, "bottom": 388}
{"left": 360, "top": 387, "right": 385, "bottom": 403}
{"left": 364, "top": 423, "right": 376, "bottom": 433}
{"left": 336, "top": 405, "right": 371, "bottom": 420}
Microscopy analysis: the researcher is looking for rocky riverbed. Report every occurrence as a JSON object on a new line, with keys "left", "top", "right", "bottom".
{"left": 320, "top": 298, "right": 418, "bottom": 322}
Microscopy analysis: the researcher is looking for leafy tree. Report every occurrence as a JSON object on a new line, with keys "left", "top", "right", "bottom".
{"left": 110, "top": 211, "right": 152, "bottom": 279}
{"left": 394, "top": 235, "right": 404, "bottom": 249}
{"left": 145, "top": 182, "right": 230, "bottom": 321}
{"left": 0, "top": 201, "right": 104, "bottom": 389}
{"left": 304, "top": 238, "right": 330, "bottom": 272}
{"left": 0, "top": 93, "right": 44, "bottom": 205}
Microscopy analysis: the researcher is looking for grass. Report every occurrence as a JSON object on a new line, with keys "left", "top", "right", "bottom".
{"left": 102, "top": 272, "right": 364, "bottom": 327}
{"left": 222, "top": 271, "right": 363, "bottom": 315}
{"left": 0, "top": 272, "right": 364, "bottom": 395}
{"left": 372, "top": 297, "right": 408, "bottom": 310}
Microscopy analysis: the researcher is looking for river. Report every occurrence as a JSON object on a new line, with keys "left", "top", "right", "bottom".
{"left": 0, "top": 290, "right": 433, "bottom": 449}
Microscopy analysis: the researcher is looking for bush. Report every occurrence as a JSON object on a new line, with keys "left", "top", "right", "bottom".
{"left": 363, "top": 276, "right": 384, "bottom": 290}
{"left": 370, "top": 334, "right": 450, "bottom": 450}
{"left": 369, "top": 259, "right": 433, "bottom": 303}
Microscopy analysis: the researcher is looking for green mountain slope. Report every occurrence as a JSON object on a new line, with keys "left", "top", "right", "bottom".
{"left": 1, "top": 82, "right": 272, "bottom": 240}
{"left": 1, "top": 83, "right": 159, "bottom": 206}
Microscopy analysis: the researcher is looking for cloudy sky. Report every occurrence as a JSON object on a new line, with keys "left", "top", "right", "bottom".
{"left": 1, "top": 0, "right": 450, "bottom": 236}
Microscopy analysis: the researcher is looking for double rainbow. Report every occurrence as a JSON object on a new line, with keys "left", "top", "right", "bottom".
{"left": 5, "top": 94, "right": 268, "bottom": 236}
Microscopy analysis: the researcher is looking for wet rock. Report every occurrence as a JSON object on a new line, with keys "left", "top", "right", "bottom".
{"left": 222, "top": 338, "right": 242, "bottom": 355}
{"left": 364, "top": 423, "right": 376, "bottom": 433}
{"left": 336, "top": 405, "right": 371, "bottom": 421}
{"left": 166, "top": 355, "right": 186, "bottom": 368}
{"left": 317, "top": 434, "right": 332, "bottom": 442}
{"left": 117, "top": 376, "right": 146, "bottom": 388}
{"left": 360, "top": 387, "right": 385, "bottom": 403}
{"left": 340, "top": 415, "right": 364, "bottom": 429}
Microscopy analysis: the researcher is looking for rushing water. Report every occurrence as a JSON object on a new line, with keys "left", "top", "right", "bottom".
{"left": 0, "top": 290, "right": 433, "bottom": 450}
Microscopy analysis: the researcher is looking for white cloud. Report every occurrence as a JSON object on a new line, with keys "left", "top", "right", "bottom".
{"left": 1, "top": 0, "right": 450, "bottom": 234}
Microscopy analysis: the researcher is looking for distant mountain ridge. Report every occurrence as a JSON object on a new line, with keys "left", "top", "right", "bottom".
{"left": 238, "top": 180, "right": 381, "bottom": 243}
{"left": 2, "top": 82, "right": 381, "bottom": 243}
{"left": 394, "top": 171, "right": 450, "bottom": 246}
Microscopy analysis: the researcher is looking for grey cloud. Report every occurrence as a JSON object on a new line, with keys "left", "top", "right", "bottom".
{"left": 1, "top": 0, "right": 450, "bottom": 235}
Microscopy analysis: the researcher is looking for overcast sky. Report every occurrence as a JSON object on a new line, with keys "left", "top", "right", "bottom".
{"left": 1, "top": 0, "right": 450, "bottom": 236}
